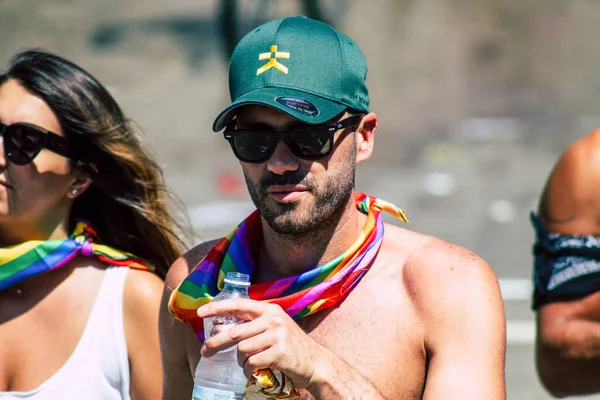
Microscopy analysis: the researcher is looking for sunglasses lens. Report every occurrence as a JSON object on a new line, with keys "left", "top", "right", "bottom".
{"left": 233, "top": 132, "right": 277, "bottom": 162}
{"left": 287, "top": 127, "right": 331, "bottom": 159}
{"left": 4, "top": 125, "right": 44, "bottom": 165}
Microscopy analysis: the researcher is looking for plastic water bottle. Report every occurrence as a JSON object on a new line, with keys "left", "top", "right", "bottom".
{"left": 192, "top": 272, "right": 251, "bottom": 400}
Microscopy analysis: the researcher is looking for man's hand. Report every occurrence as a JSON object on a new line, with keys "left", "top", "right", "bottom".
{"left": 198, "top": 299, "right": 325, "bottom": 389}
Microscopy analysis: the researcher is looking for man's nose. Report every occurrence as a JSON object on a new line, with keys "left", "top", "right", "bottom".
{"left": 266, "top": 140, "right": 300, "bottom": 175}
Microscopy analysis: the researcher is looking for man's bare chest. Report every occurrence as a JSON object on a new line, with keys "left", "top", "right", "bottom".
{"left": 294, "top": 281, "right": 427, "bottom": 399}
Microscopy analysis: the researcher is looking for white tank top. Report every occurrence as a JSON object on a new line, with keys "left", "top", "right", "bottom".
{"left": 0, "top": 267, "right": 131, "bottom": 400}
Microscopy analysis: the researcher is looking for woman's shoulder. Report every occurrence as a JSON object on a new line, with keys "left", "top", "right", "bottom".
{"left": 121, "top": 268, "right": 163, "bottom": 342}
{"left": 123, "top": 268, "right": 163, "bottom": 304}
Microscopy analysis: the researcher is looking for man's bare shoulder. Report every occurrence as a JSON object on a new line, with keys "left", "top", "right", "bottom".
{"left": 551, "top": 128, "right": 600, "bottom": 192}
{"left": 382, "top": 225, "right": 504, "bottom": 350}
{"left": 406, "top": 235, "right": 496, "bottom": 290}
{"left": 568, "top": 127, "right": 600, "bottom": 163}
{"left": 382, "top": 222, "right": 486, "bottom": 262}
{"left": 165, "top": 238, "right": 222, "bottom": 291}
{"left": 538, "top": 128, "right": 600, "bottom": 234}
{"left": 382, "top": 224, "right": 501, "bottom": 312}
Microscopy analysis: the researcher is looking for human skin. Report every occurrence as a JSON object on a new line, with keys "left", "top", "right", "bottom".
{"left": 0, "top": 80, "right": 164, "bottom": 400}
{"left": 535, "top": 128, "right": 600, "bottom": 397}
{"left": 160, "top": 106, "right": 506, "bottom": 399}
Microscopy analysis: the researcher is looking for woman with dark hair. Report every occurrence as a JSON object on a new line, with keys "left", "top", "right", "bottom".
{"left": 0, "top": 50, "right": 186, "bottom": 399}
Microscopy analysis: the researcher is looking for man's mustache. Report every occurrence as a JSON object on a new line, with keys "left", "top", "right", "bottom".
{"left": 260, "top": 172, "right": 310, "bottom": 191}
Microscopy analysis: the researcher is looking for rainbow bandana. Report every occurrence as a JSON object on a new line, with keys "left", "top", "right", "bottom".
{"left": 0, "top": 221, "right": 153, "bottom": 291}
{"left": 168, "top": 193, "right": 408, "bottom": 340}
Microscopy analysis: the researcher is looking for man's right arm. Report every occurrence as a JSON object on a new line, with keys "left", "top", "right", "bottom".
{"left": 159, "top": 242, "right": 217, "bottom": 400}
{"left": 536, "top": 129, "right": 600, "bottom": 397}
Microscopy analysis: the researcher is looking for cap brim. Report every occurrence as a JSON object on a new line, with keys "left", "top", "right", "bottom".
{"left": 212, "top": 87, "right": 347, "bottom": 132}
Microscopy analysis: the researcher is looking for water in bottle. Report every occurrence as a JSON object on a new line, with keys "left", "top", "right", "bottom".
{"left": 192, "top": 272, "right": 251, "bottom": 400}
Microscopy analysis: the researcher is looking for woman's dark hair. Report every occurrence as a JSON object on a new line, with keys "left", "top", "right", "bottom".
{"left": 0, "top": 50, "right": 189, "bottom": 278}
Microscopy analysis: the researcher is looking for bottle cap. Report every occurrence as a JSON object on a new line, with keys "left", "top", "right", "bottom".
{"left": 224, "top": 272, "right": 251, "bottom": 287}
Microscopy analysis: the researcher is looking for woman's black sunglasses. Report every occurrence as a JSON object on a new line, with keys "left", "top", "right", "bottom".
{"left": 223, "top": 114, "right": 364, "bottom": 163}
{"left": 0, "top": 122, "right": 73, "bottom": 166}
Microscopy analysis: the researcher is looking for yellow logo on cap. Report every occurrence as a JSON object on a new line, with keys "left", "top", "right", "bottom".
{"left": 257, "top": 45, "right": 290, "bottom": 76}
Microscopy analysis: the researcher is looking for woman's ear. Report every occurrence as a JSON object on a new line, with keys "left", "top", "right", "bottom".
{"left": 355, "top": 112, "right": 377, "bottom": 164}
{"left": 67, "top": 163, "right": 96, "bottom": 199}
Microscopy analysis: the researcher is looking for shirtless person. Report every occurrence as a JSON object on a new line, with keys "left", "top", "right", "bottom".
{"left": 160, "top": 16, "right": 506, "bottom": 399}
{"left": 533, "top": 129, "right": 600, "bottom": 397}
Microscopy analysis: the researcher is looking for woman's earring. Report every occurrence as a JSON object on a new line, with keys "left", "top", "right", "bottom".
{"left": 71, "top": 189, "right": 77, "bottom": 196}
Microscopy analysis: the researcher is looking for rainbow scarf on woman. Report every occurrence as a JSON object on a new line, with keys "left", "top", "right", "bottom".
{"left": 0, "top": 221, "right": 153, "bottom": 291}
{"left": 169, "top": 193, "right": 408, "bottom": 341}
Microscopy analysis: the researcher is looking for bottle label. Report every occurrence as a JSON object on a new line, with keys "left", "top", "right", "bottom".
{"left": 192, "top": 385, "right": 243, "bottom": 400}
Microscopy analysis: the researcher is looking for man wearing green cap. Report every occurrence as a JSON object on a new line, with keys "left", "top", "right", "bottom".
{"left": 160, "top": 16, "right": 506, "bottom": 399}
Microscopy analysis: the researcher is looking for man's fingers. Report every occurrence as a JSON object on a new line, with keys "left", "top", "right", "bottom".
{"left": 243, "top": 348, "right": 278, "bottom": 381}
{"left": 197, "top": 298, "right": 276, "bottom": 320}
{"left": 237, "top": 331, "right": 275, "bottom": 368}
{"left": 201, "top": 318, "right": 268, "bottom": 357}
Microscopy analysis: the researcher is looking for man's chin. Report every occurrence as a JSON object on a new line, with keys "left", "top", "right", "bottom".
{"left": 262, "top": 210, "right": 316, "bottom": 235}
{"left": 267, "top": 220, "right": 314, "bottom": 236}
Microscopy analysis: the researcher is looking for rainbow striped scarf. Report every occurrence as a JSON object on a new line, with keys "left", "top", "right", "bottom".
{"left": 169, "top": 193, "right": 408, "bottom": 341}
{"left": 0, "top": 221, "right": 153, "bottom": 291}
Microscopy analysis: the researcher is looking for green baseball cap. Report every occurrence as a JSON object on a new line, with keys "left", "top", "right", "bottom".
{"left": 212, "top": 16, "right": 370, "bottom": 132}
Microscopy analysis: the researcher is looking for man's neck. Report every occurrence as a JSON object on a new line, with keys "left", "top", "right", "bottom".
{"left": 255, "top": 197, "right": 367, "bottom": 281}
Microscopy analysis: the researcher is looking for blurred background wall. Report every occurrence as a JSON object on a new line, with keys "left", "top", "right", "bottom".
{"left": 3, "top": 0, "right": 600, "bottom": 398}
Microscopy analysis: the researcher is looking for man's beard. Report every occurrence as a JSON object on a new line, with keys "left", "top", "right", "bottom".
{"left": 244, "top": 168, "right": 355, "bottom": 236}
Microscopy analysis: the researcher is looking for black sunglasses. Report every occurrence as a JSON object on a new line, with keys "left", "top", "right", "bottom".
{"left": 223, "top": 114, "right": 364, "bottom": 163}
{"left": 0, "top": 122, "right": 73, "bottom": 166}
